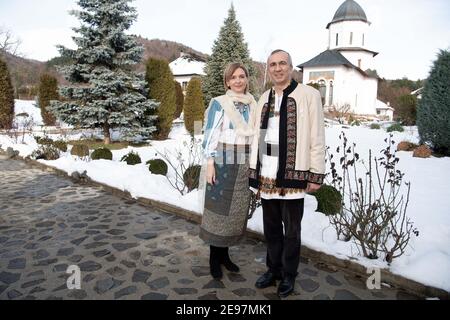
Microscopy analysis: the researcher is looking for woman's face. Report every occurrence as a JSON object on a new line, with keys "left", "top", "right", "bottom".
{"left": 226, "top": 68, "right": 248, "bottom": 94}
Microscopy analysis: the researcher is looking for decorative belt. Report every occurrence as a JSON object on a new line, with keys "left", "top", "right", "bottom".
{"left": 217, "top": 143, "right": 250, "bottom": 153}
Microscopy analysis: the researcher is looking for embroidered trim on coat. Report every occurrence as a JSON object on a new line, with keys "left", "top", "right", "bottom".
{"left": 308, "top": 171, "right": 325, "bottom": 184}
{"left": 259, "top": 176, "right": 304, "bottom": 195}
{"left": 283, "top": 170, "right": 325, "bottom": 184}
{"left": 285, "top": 97, "right": 297, "bottom": 172}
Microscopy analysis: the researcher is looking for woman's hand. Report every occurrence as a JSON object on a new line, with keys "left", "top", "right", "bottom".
{"left": 206, "top": 159, "right": 216, "bottom": 185}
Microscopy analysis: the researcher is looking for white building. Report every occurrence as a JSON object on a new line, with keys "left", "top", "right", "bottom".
{"left": 169, "top": 52, "right": 206, "bottom": 94}
{"left": 298, "top": 0, "right": 393, "bottom": 120}
{"left": 411, "top": 87, "right": 424, "bottom": 100}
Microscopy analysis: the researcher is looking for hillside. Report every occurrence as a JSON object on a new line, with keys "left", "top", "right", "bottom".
{"left": 137, "top": 37, "right": 208, "bottom": 64}
{"left": 0, "top": 51, "right": 61, "bottom": 98}
{"left": 2, "top": 37, "right": 210, "bottom": 97}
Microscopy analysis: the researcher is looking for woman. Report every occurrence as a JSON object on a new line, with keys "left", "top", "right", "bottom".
{"left": 199, "top": 63, "right": 257, "bottom": 279}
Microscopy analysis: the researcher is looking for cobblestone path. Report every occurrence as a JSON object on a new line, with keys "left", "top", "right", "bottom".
{"left": 0, "top": 159, "right": 421, "bottom": 300}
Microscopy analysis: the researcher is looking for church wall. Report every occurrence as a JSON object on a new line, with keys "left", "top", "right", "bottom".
{"left": 328, "top": 20, "right": 369, "bottom": 50}
{"left": 302, "top": 66, "right": 338, "bottom": 107}
{"left": 337, "top": 68, "right": 377, "bottom": 115}
{"left": 340, "top": 50, "right": 375, "bottom": 71}
{"left": 304, "top": 66, "right": 377, "bottom": 115}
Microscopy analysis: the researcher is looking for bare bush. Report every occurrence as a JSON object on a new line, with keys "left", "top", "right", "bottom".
{"left": 16, "top": 113, "right": 35, "bottom": 143}
{"left": 156, "top": 136, "right": 203, "bottom": 195}
{"left": 326, "top": 131, "right": 418, "bottom": 263}
{"left": 327, "top": 104, "right": 352, "bottom": 124}
{"left": 5, "top": 113, "right": 35, "bottom": 144}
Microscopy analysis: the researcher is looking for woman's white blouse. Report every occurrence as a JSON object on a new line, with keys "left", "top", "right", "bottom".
{"left": 202, "top": 99, "right": 252, "bottom": 159}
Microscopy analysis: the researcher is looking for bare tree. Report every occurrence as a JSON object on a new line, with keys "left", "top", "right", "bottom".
{"left": 0, "top": 26, "right": 22, "bottom": 57}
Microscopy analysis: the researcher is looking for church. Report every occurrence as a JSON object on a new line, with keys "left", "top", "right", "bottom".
{"left": 298, "top": 0, "right": 393, "bottom": 120}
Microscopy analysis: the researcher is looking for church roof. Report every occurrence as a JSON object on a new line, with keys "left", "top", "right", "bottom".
{"left": 337, "top": 47, "right": 379, "bottom": 57}
{"left": 297, "top": 49, "right": 377, "bottom": 79}
{"left": 298, "top": 49, "right": 354, "bottom": 69}
{"left": 327, "top": 0, "right": 369, "bottom": 29}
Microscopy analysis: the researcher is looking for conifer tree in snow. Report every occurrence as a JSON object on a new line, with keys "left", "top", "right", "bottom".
{"left": 49, "top": 0, "right": 158, "bottom": 144}
{"left": 0, "top": 58, "right": 15, "bottom": 129}
{"left": 38, "top": 73, "right": 59, "bottom": 126}
{"left": 202, "top": 4, "right": 257, "bottom": 103}
{"left": 145, "top": 57, "right": 176, "bottom": 139}
{"left": 184, "top": 77, "right": 204, "bottom": 136}
{"left": 174, "top": 80, "right": 184, "bottom": 119}
{"left": 417, "top": 49, "right": 450, "bottom": 156}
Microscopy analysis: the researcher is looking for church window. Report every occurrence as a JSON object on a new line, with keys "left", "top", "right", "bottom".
{"left": 358, "top": 59, "right": 362, "bottom": 68}
{"left": 362, "top": 34, "right": 365, "bottom": 46}
{"left": 318, "top": 80, "right": 326, "bottom": 106}
{"left": 336, "top": 34, "right": 339, "bottom": 46}
{"left": 329, "top": 81, "right": 334, "bottom": 106}
{"left": 350, "top": 32, "right": 353, "bottom": 45}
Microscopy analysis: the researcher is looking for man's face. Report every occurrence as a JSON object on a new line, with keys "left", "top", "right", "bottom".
{"left": 267, "top": 51, "right": 293, "bottom": 87}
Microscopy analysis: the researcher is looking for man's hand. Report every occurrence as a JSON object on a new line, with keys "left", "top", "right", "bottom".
{"left": 306, "top": 182, "right": 321, "bottom": 193}
{"left": 206, "top": 159, "right": 216, "bottom": 185}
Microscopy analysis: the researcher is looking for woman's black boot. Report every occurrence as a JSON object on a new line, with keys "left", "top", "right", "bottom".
{"left": 221, "top": 247, "right": 240, "bottom": 272}
{"left": 209, "top": 246, "right": 223, "bottom": 279}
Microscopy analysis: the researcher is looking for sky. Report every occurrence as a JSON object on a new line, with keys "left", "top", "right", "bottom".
{"left": 1, "top": 0, "right": 449, "bottom": 80}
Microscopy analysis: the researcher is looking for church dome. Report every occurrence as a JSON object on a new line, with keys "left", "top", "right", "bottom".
{"left": 327, "top": 0, "right": 368, "bottom": 28}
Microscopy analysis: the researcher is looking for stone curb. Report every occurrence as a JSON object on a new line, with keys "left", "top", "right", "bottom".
{"left": 11, "top": 156, "right": 450, "bottom": 300}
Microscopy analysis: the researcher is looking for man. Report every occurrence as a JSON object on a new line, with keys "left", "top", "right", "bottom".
{"left": 249, "top": 50, "right": 325, "bottom": 297}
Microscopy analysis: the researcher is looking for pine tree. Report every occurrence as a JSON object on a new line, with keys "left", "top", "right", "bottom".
{"left": 202, "top": 4, "right": 257, "bottom": 103}
{"left": 49, "top": 0, "right": 158, "bottom": 144}
{"left": 417, "top": 50, "right": 450, "bottom": 155}
{"left": 174, "top": 80, "right": 184, "bottom": 119}
{"left": 0, "top": 58, "right": 15, "bottom": 129}
{"left": 38, "top": 73, "right": 59, "bottom": 126}
{"left": 184, "top": 77, "right": 204, "bottom": 136}
{"left": 145, "top": 58, "right": 176, "bottom": 139}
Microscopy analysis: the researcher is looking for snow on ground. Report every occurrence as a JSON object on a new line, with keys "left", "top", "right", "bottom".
{"left": 1, "top": 100, "right": 449, "bottom": 292}
{"left": 14, "top": 100, "right": 43, "bottom": 126}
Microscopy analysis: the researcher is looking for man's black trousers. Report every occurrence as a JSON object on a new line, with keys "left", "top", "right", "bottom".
{"left": 261, "top": 198, "right": 304, "bottom": 278}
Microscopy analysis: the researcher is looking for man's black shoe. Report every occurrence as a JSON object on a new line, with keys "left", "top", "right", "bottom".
{"left": 277, "top": 276, "right": 295, "bottom": 298}
{"left": 255, "top": 271, "right": 282, "bottom": 289}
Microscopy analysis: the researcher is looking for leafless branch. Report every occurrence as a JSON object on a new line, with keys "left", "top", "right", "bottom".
{"left": 0, "top": 26, "right": 23, "bottom": 57}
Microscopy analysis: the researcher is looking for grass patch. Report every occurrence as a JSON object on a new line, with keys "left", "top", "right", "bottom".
{"left": 68, "top": 139, "right": 150, "bottom": 150}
